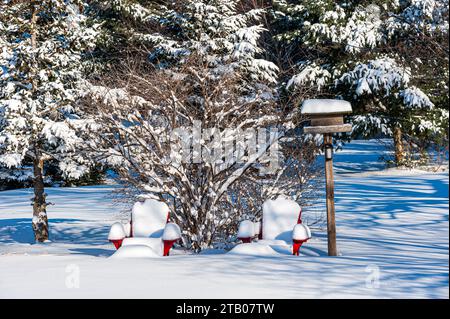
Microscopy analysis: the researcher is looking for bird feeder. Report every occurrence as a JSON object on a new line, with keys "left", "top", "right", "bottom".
{"left": 301, "top": 99, "right": 352, "bottom": 256}
{"left": 301, "top": 99, "right": 352, "bottom": 135}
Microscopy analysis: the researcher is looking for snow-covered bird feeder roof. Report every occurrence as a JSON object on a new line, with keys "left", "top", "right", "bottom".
{"left": 301, "top": 99, "right": 352, "bottom": 116}
{"left": 301, "top": 99, "right": 352, "bottom": 134}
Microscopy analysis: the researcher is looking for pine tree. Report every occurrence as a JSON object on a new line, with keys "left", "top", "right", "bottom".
{"left": 87, "top": 0, "right": 162, "bottom": 66}
{"left": 272, "top": 0, "right": 449, "bottom": 166}
{"left": 0, "top": 0, "right": 98, "bottom": 241}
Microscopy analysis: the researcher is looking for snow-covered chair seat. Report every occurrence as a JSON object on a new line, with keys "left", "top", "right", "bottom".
{"left": 111, "top": 244, "right": 160, "bottom": 259}
{"left": 229, "top": 242, "right": 279, "bottom": 257}
{"left": 121, "top": 237, "right": 164, "bottom": 255}
{"left": 236, "top": 197, "right": 311, "bottom": 256}
{"left": 108, "top": 199, "right": 181, "bottom": 257}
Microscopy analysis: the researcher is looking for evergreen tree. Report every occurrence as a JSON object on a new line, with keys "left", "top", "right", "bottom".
{"left": 0, "top": 0, "right": 98, "bottom": 241}
{"left": 272, "top": 0, "right": 449, "bottom": 166}
{"left": 87, "top": 0, "right": 162, "bottom": 66}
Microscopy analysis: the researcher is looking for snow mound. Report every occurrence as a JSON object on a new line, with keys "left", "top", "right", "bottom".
{"left": 132, "top": 199, "right": 169, "bottom": 238}
{"left": 262, "top": 197, "right": 301, "bottom": 242}
{"left": 293, "top": 224, "right": 311, "bottom": 241}
{"left": 111, "top": 245, "right": 160, "bottom": 259}
{"left": 228, "top": 243, "right": 279, "bottom": 257}
{"left": 199, "top": 249, "right": 228, "bottom": 255}
{"left": 301, "top": 99, "right": 352, "bottom": 115}
{"left": 108, "top": 222, "right": 126, "bottom": 240}
{"left": 162, "top": 223, "right": 181, "bottom": 241}
{"left": 237, "top": 220, "right": 255, "bottom": 238}
{"left": 121, "top": 237, "right": 163, "bottom": 256}
{"left": 258, "top": 239, "right": 288, "bottom": 246}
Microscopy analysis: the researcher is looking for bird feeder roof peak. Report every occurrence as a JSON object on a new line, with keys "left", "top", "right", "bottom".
{"left": 301, "top": 99, "right": 352, "bottom": 116}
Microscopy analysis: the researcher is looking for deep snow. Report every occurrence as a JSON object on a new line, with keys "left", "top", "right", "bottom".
{"left": 0, "top": 140, "right": 448, "bottom": 298}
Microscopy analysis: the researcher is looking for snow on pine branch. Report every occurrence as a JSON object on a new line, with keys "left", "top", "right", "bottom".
{"left": 387, "top": 0, "right": 449, "bottom": 34}
{"left": 352, "top": 114, "right": 392, "bottom": 136}
{"left": 145, "top": 0, "right": 278, "bottom": 90}
{"left": 306, "top": 4, "right": 385, "bottom": 54}
{"left": 287, "top": 63, "right": 332, "bottom": 91}
{"left": 338, "top": 57, "right": 411, "bottom": 96}
{"left": 338, "top": 56, "right": 436, "bottom": 111}
{"left": 400, "top": 86, "right": 434, "bottom": 108}
{"left": 0, "top": 0, "right": 98, "bottom": 179}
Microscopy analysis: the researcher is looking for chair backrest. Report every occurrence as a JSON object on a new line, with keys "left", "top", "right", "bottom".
{"left": 262, "top": 197, "right": 301, "bottom": 242}
{"left": 131, "top": 199, "right": 169, "bottom": 238}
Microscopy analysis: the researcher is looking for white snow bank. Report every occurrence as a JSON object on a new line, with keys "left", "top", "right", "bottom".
{"left": 108, "top": 222, "right": 126, "bottom": 240}
{"left": 262, "top": 197, "right": 301, "bottom": 242}
{"left": 132, "top": 199, "right": 169, "bottom": 238}
{"left": 162, "top": 223, "right": 181, "bottom": 241}
{"left": 237, "top": 220, "right": 255, "bottom": 238}
{"left": 301, "top": 99, "right": 352, "bottom": 115}
{"left": 293, "top": 224, "right": 311, "bottom": 241}
{"left": 229, "top": 243, "right": 279, "bottom": 257}
{"left": 111, "top": 245, "right": 160, "bottom": 259}
{"left": 0, "top": 140, "right": 448, "bottom": 298}
{"left": 258, "top": 239, "right": 289, "bottom": 246}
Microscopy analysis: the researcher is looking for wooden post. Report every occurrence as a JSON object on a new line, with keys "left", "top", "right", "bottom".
{"left": 324, "top": 133, "right": 337, "bottom": 256}
{"left": 301, "top": 99, "right": 352, "bottom": 256}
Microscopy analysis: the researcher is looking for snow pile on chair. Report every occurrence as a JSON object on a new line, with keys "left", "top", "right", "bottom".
{"left": 108, "top": 199, "right": 180, "bottom": 258}
{"left": 237, "top": 220, "right": 256, "bottom": 243}
{"left": 108, "top": 197, "right": 311, "bottom": 257}
{"left": 121, "top": 237, "right": 164, "bottom": 255}
{"left": 108, "top": 222, "right": 126, "bottom": 249}
{"left": 293, "top": 223, "right": 311, "bottom": 241}
{"left": 229, "top": 242, "right": 278, "bottom": 257}
{"left": 262, "top": 197, "right": 301, "bottom": 242}
{"left": 234, "top": 197, "right": 312, "bottom": 256}
{"left": 111, "top": 244, "right": 160, "bottom": 259}
{"left": 131, "top": 199, "right": 169, "bottom": 238}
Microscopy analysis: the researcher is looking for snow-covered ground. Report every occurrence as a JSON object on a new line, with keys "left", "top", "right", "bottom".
{"left": 0, "top": 140, "right": 448, "bottom": 298}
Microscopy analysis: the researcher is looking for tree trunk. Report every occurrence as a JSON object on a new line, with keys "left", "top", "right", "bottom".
{"left": 30, "top": 3, "right": 48, "bottom": 242}
{"left": 32, "top": 156, "right": 49, "bottom": 242}
{"left": 393, "top": 126, "right": 404, "bottom": 166}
